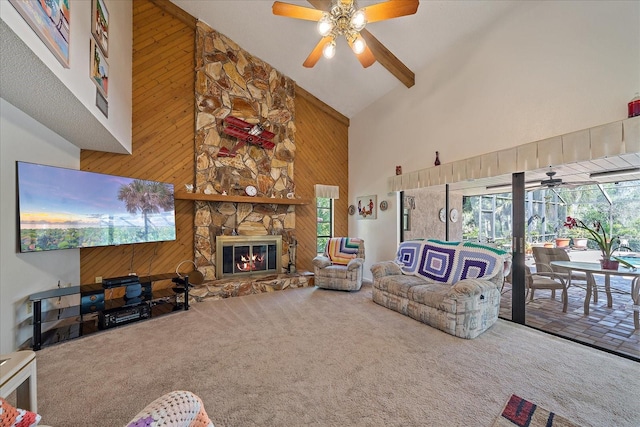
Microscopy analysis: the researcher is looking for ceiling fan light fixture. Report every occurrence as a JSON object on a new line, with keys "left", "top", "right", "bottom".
{"left": 317, "top": 13, "right": 334, "bottom": 37}
{"left": 350, "top": 9, "right": 367, "bottom": 31}
{"left": 350, "top": 33, "right": 366, "bottom": 54}
{"left": 323, "top": 39, "right": 337, "bottom": 59}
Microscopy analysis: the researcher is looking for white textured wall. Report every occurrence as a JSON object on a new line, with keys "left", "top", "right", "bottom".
{"left": 0, "top": 0, "right": 132, "bottom": 352}
{"left": 403, "top": 189, "right": 463, "bottom": 242}
{"left": 0, "top": 0, "right": 132, "bottom": 152}
{"left": 349, "top": 1, "right": 640, "bottom": 278}
{"left": 0, "top": 99, "right": 80, "bottom": 354}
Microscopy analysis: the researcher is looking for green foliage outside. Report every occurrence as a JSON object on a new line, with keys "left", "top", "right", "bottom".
{"left": 463, "top": 181, "right": 640, "bottom": 252}
{"left": 317, "top": 198, "right": 332, "bottom": 254}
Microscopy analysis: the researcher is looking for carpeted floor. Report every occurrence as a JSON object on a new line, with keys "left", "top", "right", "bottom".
{"left": 35, "top": 283, "right": 640, "bottom": 426}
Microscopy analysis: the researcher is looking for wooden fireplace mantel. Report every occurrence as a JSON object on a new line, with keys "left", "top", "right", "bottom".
{"left": 174, "top": 191, "right": 310, "bottom": 205}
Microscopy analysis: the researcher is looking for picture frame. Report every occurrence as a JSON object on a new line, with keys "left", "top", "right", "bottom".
{"left": 9, "top": 0, "right": 70, "bottom": 68}
{"left": 96, "top": 89, "right": 108, "bottom": 118}
{"left": 356, "top": 195, "right": 377, "bottom": 220}
{"left": 90, "top": 38, "right": 109, "bottom": 97}
{"left": 91, "top": 0, "right": 109, "bottom": 57}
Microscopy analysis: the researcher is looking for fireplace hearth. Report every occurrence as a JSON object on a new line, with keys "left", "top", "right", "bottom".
{"left": 215, "top": 235, "right": 282, "bottom": 279}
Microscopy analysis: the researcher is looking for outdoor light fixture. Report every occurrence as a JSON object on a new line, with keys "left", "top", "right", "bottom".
{"left": 485, "top": 182, "right": 539, "bottom": 191}
{"left": 589, "top": 167, "right": 640, "bottom": 179}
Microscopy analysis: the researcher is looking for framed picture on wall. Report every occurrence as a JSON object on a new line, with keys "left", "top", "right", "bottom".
{"left": 91, "top": 0, "right": 109, "bottom": 57}
{"left": 90, "top": 38, "right": 108, "bottom": 97}
{"left": 356, "top": 195, "right": 377, "bottom": 220}
{"left": 9, "top": 0, "right": 70, "bottom": 68}
{"left": 96, "top": 89, "right": 108, "bottom": 117}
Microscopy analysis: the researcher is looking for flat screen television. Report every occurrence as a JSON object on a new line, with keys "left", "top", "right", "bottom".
{"left": 17, "top": 161, "right": 176, "bottom": 252}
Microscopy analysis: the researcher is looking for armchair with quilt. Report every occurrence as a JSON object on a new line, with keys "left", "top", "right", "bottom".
{"left": 312, "top": 237, "right": 365, "bottom": 291}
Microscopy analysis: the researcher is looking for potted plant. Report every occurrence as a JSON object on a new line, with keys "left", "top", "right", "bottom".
{"left": 563, "top": 217, "right": 631, "bottom": 269}
{"left": 568, "top": 227, "right": 589, "bottom": 249}
{"left": 554, "top": 221, "right": 571, "bottom": 248}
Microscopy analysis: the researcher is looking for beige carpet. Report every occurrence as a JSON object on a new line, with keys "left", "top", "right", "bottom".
{"left": 35, "top": 283, "right": 639, "bottom": 426}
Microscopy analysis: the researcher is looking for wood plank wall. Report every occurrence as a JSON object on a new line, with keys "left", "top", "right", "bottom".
{"left": 79, "top": 0, "right": 196, "bottom": 285}
{"left": 295, "top": 88, "right": 349, "bottom": 272}
{"left": 79, "top": 0, "right": 350, "bottom": 283}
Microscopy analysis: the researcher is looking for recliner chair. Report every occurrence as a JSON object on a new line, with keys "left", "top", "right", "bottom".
{"left": 312, "top": 237, "right": 365, "bottom": 291}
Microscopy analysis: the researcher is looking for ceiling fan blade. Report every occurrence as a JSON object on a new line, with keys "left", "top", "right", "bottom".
{"left": 303, "top": 36, "right": 333, "bottom": 68}
{"left": 273, "top": 1, "right": 325, "bottom": 21}
{"left": 363, "top": 0, "right": 420, "bottom": 24}
{"left": 347, "top": 40, "right": 376, "bottom": 68}
{"left": 306, "top": 0, "right": 332, "bottom": 10}
{"left": 360, "top": 29, "right": 415, "bottom": 87}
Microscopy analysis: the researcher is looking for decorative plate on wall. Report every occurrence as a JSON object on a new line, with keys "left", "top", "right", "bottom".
{"left": 379, "top": 200, "right": 388, "bottom": 211}
{"left": 348, "top": 205, "right": 356, "bottom": 215}
{"left": 450, "top": 208, "right": 459, "bottom": 223}
{"left": 439, "top": 208, "right": 446, "bottom": 222}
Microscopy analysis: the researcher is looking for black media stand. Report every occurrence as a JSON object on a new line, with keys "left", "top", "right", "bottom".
{"left": 29, "top": 273, "right": 189, "bottom": 350}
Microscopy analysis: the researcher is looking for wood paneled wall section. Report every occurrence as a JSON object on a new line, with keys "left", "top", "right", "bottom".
{"left": 79, "top": 0, "right": 349, "bottom": 283}
{"left": 294, "top": 88, "right": 350, "bottom": 272}
{"left": 79, "top": 0, "right": 196, "bottom": 285}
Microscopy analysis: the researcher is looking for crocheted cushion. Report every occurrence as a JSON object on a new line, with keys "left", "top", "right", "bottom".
{"left": 0, "top": 397, "right": 41, "bottom": 427}
{"left": 396, "top": 240, "right": 510, "bottom": 284}
{"left": 126, "top": 390, "right": 213, "bottom": 427}
{"left": 326, "top": 237, "right": 362, "bottom": 266}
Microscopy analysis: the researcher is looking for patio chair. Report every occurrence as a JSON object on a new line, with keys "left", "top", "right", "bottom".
{"left": 525, "top": 265, "right": 568, "bottom": 312}
{"left": 532, "top": 247, "right": 597, "bottom": 302}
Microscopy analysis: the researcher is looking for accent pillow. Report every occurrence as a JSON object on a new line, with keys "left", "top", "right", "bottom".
{"left": 326, "top": 238, "right": 362, "bottom": 266}
{"left": 0, "top": 397, "right": 41, "bottom": 427}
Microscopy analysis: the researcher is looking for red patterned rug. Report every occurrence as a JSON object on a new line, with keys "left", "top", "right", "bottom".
{"left": 492, "top": 394, "right": 581, "bottom": 427}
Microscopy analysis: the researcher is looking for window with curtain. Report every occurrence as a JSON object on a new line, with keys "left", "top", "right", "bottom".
{"left": 317, "top": 198, "right": 333, "bottom": 255}
{"left": 314, "top": 184, "right": 339, "bottom": 255}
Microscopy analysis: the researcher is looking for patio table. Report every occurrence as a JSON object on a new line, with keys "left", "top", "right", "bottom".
{"left": 550, "top": 261, "right": 640, "bottom": 327}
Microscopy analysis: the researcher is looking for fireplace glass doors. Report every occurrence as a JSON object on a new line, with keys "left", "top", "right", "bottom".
{"left": 215, "top": 235, "right": 282, "bottom": 279}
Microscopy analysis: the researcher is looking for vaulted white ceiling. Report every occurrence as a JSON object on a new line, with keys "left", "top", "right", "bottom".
{"left": 171, "top": 1, "right": 640, "bottom": 193}
{"left": 170, "top": 0, "right": 522, "bottom": 119}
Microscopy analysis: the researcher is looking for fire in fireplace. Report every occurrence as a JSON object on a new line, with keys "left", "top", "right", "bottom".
{"left": 215, "top": 235, "right": 282, "bottom": 279}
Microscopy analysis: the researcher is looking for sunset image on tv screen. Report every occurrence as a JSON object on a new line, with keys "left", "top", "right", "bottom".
{"left": 17, "top": 162, "right": 176, "bottom": 252}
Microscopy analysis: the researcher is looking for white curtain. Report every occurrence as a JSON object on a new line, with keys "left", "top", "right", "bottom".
{"left": 315, "top": 184, "right": 340, "bottom": 199}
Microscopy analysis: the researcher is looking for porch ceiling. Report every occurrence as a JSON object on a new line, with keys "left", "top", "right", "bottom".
{"left": 450, "top": 152, "right": 640, "bottom": 196}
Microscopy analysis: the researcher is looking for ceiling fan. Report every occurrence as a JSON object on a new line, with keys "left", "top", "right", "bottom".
{"left": 530, "top": 170, "right": 594, "bottom": 190}
{"left": 486, "top": 169, "right": 593, "bottom": 192}
{"left": 272, "top": 0, "right": 419, "bottom": 88}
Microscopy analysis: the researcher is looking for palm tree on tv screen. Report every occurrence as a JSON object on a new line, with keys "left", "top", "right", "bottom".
{"left": 117, "top": 180, "right": 174, "bottom": 240}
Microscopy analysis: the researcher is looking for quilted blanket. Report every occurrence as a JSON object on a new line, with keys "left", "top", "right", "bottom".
{"left": 396, "top": 240, "right": 511, "bottom": 284}
{"left": 326, "top": 237, "right": 363, "bottom": 265}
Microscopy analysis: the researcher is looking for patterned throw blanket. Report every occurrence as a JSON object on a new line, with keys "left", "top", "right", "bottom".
{"left": 396, "top": 240, "right": 511, "bottom": 284}
{"left": 326, "top": 237, "right": 363, "bottom": 265}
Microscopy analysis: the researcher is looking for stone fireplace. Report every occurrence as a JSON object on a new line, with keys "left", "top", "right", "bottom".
{"left": 193, "top": 22, "right": 297, "bottom": 282}
{"left": 215, "top": 235, "right": 282, "bottom": 279}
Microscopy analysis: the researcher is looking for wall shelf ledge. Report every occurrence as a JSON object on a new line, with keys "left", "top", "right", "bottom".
{"left": 174, "top": 192, "right": 310, "bottom": 205}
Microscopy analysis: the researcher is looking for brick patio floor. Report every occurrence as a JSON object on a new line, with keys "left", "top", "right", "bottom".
{"left": 499, "top": 250, "right": 639, "bottom": 361}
